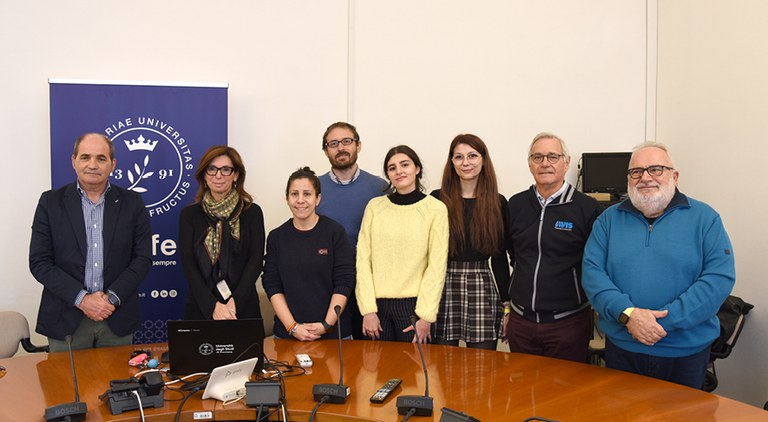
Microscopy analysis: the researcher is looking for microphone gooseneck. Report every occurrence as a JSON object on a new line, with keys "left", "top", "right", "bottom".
{"left": 65, "top": 335, "right": 81, "bottom": 403}
{"left": 311, "top": 304, "right": 350, "bottom": 404}
{"left": 334, "top": 305, "right": 344, "bottom": 386}
{"left": 408, "top": 315, "right": 429, "bottom": 397}
{"left": 44, "top": 334, "right": 88, "bottom": 421}
{"left": 395, "top": 315, "right": 434, "bottom": 417}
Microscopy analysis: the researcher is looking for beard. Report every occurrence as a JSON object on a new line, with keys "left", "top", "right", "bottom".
{"left": 628, "top": 179, "right": 676, "bottom": 217}
{"left": 330, "top": 150, "right": 358, "bottom": 170}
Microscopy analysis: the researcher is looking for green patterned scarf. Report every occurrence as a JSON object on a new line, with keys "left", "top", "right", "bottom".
{"left": 201, "top": 189, "right": 242, "bottom": 263}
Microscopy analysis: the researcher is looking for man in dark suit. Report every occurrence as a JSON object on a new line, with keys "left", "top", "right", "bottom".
{"left": 29, "top": 133, "right": 152, "bottom": 351}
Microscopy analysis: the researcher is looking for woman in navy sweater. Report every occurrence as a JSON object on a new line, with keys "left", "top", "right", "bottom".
{"left": 262, "top": 167, "right": 356, "bottom": 340}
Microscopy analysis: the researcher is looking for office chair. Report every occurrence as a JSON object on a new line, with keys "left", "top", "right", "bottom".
{"left": 702, "top": 295, "right": 753, "bottom": 392}
{"left": 0, "top": 311, "right": 49, "bottom": 358}
{"left": 257, "top": 282, "right": 276, "bottom": 337}
{"left": 587, "top": 309, "right": 606, "bottom": 366}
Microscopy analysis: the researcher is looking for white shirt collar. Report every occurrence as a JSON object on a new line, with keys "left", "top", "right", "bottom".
{"left": 535, "top": 181, "right": 568, "bottom": 206}
{"left": 328, "top": 166, "right": 361, "bottom": 185}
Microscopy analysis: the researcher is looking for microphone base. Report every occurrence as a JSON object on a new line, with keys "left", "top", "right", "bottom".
{"left": 312, "top": 383, "right": 350, "bottom": 404}
{"left": 44, "top": 401, "right": 87, "bottom": 422}
{"left": 397, "top": 395, "right": 433, "bottom": 416}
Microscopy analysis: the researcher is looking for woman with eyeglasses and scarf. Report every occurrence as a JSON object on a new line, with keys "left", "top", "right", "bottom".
{"left": 179, "top": 146, "right": 265, "bottom": 320}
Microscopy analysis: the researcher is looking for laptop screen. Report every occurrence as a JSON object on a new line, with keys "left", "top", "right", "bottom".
{"left": 167, "top": 318, "right": 265, "bottom": 374}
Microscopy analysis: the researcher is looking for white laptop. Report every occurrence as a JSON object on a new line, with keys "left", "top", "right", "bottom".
{"left": 201, "top": 357, "right": 259, "bottom": 402}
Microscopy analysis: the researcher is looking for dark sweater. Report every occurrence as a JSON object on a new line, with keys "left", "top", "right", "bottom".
{"left": 262, "top": 215, "right": 355, "bottom": 339}
{"left": 430, "top": 190, "right": 510, "bottom": 302}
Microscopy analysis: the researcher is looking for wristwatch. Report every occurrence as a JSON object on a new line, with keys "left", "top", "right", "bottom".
{"left": 618, "top": 307, "right": 635, "bottom": 325}
{"left": 321, "top": 320, "right": 334, "bottom": 333}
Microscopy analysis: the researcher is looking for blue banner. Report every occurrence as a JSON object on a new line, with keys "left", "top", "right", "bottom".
{"left": 49, "top": 81, "right": 227, "bottom": 343}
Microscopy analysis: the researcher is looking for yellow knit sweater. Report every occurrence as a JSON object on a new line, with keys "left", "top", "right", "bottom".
{"left": 355, "top": 195, "right": 449, "bottom": 322}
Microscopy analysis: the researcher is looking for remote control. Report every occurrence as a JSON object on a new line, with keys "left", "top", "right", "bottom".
{"left": 369, "top": 378, "right": 402, "bottom": 403}
{"left": 296, "top": 353, "right": 313, "bottom": 368}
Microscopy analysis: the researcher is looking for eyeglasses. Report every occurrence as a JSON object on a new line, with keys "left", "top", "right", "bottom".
{"left": 529, "top": 153, "right": 565, "bottom": 164}
{"left": 205, "top": 165, "right": 235, "bottom": 176}
{"left": 324, "top": 137, "right": 357, "bottom": 149}
{"left": 451, "top": 152, "right": 482, "bottom": 165}
{"left": 628, "top": 165, "right": 674, "bottom": 179}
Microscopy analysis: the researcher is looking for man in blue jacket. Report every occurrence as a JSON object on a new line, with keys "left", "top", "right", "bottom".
{"left": 582, "top": 142, "right": 735, "bottom": 388}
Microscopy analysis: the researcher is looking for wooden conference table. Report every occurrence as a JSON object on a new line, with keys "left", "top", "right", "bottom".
{"left": 0, "top": 338, "right": 765, "bottom": 421}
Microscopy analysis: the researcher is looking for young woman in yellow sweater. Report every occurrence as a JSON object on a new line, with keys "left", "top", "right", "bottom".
{"left": 355, "top": 145, "right": 449, "bottom": 343}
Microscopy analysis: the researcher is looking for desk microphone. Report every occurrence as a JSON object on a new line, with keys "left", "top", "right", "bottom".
{"left": 312, "top": 304, "right": 350, "bottom": 404}
{"left": 44, "top": 335, "right": 88, "bottom": 421}
{"left": 396, "top": 315, "right": 434, "bottom": 417}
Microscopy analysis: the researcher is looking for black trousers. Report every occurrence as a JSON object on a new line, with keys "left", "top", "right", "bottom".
{"left": 376, "top": 297, "right": 435, "bottom": 342}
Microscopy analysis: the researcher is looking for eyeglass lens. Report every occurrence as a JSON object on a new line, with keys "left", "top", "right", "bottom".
{"left": 628, "top": 166, "right": 670, "bottom": 179}
{"left": 326, "top": 138, "right": 356, "bottom": 148}
{"left": 530, "top": 153, "right": 562, "bottom": 164}
{"left": 452, "top": 153, "right": 480, "bottom": 164}
{"left": 206, "top": 166, "right": 234, "bottom": 176}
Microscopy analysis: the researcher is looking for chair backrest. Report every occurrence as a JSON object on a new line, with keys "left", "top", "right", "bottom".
{"left": 711, "top": 295, "right": 754, "bottom": 359}
{"left": 257, "top": 282, "right": 276, "bottom": 337}
{"left": 0, "top": 311, "right": 32, "bottom": 358}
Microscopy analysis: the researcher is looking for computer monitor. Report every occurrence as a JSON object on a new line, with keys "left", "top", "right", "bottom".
{"left": 581, "top": 152, "right": 631, "bottom": 195}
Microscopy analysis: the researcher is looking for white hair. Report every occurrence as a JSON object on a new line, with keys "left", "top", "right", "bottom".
{"left": 631, "top": 141, "right": 675, "bottom": 167}
{"left": 529, "top": 132, "right": 570, "bottom": 159}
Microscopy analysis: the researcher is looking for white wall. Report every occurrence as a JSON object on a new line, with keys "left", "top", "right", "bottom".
{"left": 11, "top": 0, "right": 766, "bottom": 409}
{"left": 656, "top": 0, "right": 768, "bottom": 407}
{"left": 1, "top": 0, "right": 648, "bottom": 339}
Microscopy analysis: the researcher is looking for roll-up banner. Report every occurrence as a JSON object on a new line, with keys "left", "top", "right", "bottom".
{"left": 49, "top": 79, "right": 227, "bottom": 343}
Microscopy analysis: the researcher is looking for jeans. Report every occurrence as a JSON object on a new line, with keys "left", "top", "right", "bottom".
{"left": 606, "top": 339, "right": 710, "bottom": 389}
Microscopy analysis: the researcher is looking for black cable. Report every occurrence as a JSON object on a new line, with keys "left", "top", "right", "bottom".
{"left": 272, "top": 361, "right": 288, "bottom": 420}
{"left": 258, "top": 357, "right": 306, "bottom": 379}
{"left": 161, "top": 387, "right": 187, "bottom": 402}
{"left": 247, "top": 356, "right": 293, "bottom": 421}
{"left": 174, "top": 387, "right": 201, "bottom": 422}
{"left": 401, "top": 408, "right": 417, "bottom": 421}
{"left": 308, "top": 395, "right": 329, "bottom": 422}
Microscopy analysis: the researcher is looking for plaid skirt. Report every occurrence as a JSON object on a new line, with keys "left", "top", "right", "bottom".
{"left": 434, "top": 260, "right": 504, "bottom": 343}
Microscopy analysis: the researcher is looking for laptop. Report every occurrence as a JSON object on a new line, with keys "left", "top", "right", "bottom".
{"left": 167, "top": 318, "right": 265, "bottom": 374}
{"left": 201, "top": 357, "right": 259, "bottom": 402}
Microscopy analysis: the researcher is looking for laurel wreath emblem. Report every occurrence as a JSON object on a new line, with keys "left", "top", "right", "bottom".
{"left": 126, "top": 154, "right": 154, "bottom": 193}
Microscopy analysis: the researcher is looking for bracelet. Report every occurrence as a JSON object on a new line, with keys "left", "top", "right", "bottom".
{"left": 290, "top": 323, "right": 301, "bottom": 335}
{"left": 503, "top": 307, "right": 511, "bottom": 315}
{"left": 286, "top": 321, "right": 298, "bottom": 334}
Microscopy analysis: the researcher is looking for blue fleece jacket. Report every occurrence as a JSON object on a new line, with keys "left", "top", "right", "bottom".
{"left": 582, "top": 190, "right": 735, "bottom": 357}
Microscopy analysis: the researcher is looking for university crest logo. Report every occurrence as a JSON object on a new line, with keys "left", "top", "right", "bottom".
{"left": 107, "top": 117, "right": 195, "bottom": 217}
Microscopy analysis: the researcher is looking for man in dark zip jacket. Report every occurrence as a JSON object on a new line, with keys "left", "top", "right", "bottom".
{"left": 506, "top": 132, "right": 602, "bottom": 362}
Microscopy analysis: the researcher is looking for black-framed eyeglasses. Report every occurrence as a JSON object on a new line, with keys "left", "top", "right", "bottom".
{"left": 324, "top": 137, "right": 357, "bottom": 149}
{"left": 529, "top": 153, "right": 565, "bottom": 164}
{"left": 205, "top": 165, "right": 235, "bottom": 176}
{"left": 628, "top": 165, "right": 674, "bottom": 179}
